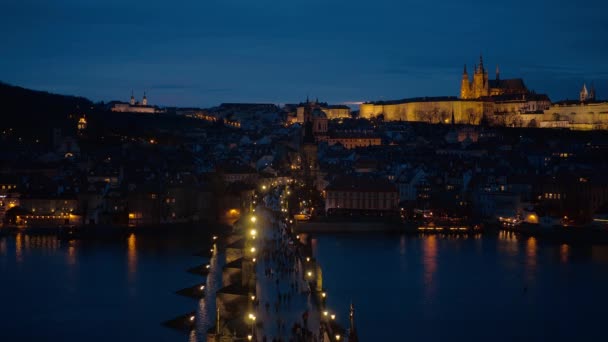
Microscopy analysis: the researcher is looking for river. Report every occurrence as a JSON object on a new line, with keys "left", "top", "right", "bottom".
{"left": 2, "top": 231, "right": 608, "bottom": 341}
{"left": 313, "top": 232, "right": 608, "bottom": 341}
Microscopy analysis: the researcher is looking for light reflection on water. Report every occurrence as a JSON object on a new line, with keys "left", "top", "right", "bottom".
{"left": 0, "top": 231, "right": 214, "bottom": 341}
{"left": 422, "top": 235, "right": 437, "bottom": 299}
{"left": 314, "top": 232, "right": 608, "bottom": 342}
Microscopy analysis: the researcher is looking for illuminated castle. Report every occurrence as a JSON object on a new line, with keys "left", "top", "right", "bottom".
{"left": 112, "top": 91, "right": 160, "bottom": 113}
{"left": 460, "top": 55, "right": 528, "bottom": 99}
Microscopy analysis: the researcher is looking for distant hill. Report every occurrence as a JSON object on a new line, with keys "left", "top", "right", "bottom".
{"left": 0, "top": 82, "right": 93, "bottom": 130}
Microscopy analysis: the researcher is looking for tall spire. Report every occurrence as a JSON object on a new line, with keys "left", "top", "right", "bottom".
{"left": 479, "top": 54, "right": 484, "bottom": 73}
{"left": 496, "top": 65, "right": 500, "bottom": 81}
{"left": 463, "top": 64, "right": 468, "bottom": 75}
{"left": 349, "top": 302, "right": 358, "bottom": 342}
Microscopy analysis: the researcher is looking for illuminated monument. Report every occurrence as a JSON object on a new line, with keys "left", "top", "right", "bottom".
{"left": 111, "top": 91, "right": 162, "bottom": 113}
{"left": 460, "top": 55, "right": 528, "bottom": 99}
{"left": 360, "top": 55, "right": 608, "bottom": 130}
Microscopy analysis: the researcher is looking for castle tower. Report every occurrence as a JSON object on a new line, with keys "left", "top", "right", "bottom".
{"left": 130, "top": 90, "right": 135, "bottom": 105}
{"left": 142, "top": 91, "right": 148, "bottom": 106}
{"left": 460, "top": 65, "right": 471, "bottom": 99}
{"left": 472, "top": 54, "right": 489, "bottom": 98}
{"left": 590, "top": 83, "right": 596, "bottom": 101}
{"left": 580, "top": 83, "right": 589, "bottom": 102}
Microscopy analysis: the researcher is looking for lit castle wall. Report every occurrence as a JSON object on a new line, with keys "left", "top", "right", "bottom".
{"left": 360, "top": 57, "right": 608, "bottom": 130}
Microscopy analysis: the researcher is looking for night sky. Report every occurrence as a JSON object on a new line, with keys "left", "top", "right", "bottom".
{"left": 2, "top": 0, "right": 607, "bottom": 107}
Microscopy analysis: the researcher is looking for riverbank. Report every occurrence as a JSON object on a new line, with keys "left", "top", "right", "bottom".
{"left": 0, "top": 220, "right": 230, "bottom": 240}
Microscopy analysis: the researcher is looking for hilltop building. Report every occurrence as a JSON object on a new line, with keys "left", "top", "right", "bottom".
{"left": 360, "top": 55, "right": 608, "bottom": 130}
{"left": 295, "top": 98, "right": 350, "bottom": 122}
{"left": 111, "top": 91, "right": 163, "bottom": 113}
{"left": 460, "top": 55, "right": 528, "bottom": 99}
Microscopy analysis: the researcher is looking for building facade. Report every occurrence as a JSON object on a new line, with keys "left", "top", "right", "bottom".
{"left": 324, "top": 177, "right": 399, "bottom": 213}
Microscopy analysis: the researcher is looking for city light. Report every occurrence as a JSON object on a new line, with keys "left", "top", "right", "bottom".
{"left": 335, "top": 334, "right": 341, "bottom": 340}
{"left": 189, "top": 316, "right": 195, "bottom": 321}
{"left": 321, "top": 292, "right": 326, "bottom": 298}
{"left": 248, "top": 335, "right": 252, "bottom": 341}
{"left": 251, "top": 216, "right": 257, "bottom": 223}
{"left": 200, "top": 285, "right": 205, "bottom": 290}
{"left": 331, "top": 314, "right": 336, "bottom": 320}
{"left": 307, "top": 271, "right": 312, "bottom": 278}
{"left": 250, "top": 229, "right": 257, "bottom": 237}
{"left": 250, "top": 247, "right": 256, "bottom": 253}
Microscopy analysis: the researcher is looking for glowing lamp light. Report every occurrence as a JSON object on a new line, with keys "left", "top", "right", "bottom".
{"left": 251, "top": 216, "right": 257, "bottom": 223}
{"left": 306, "top": 257, "right": 310, "bottom": 262}
{"left": 321, "top": 292, "right": 326, "bottom": 298}
{"left": 250, "top": 229, "right": 257, "bottom": 237}
{"left": 323, "top": 311, "right": 328, "bottom": 316}
{"left": 251, "top": 295, "right": 256, "bottom": 301}
{"left": 248, "top": 335, "right": 252, "bottom": 341}
{"left": 330, "top": 314, "right": 336, "bottom": 320}
{"left": 252, "top": 258, "right": 256, "bottom": 263}
{"left": 200, "top": 285, "right": 205, "bottom": 290}
{"left": 189, "top": 316, "right": 195, "bottom": 322}
{"left": 335, "top": 334, "right": 341, "bottom": 340}
{"left": 307, "top": 271, "right": 312, "bottom": 278}
{"left": 205, "top": 264, "right": 211, "bottom": 269}
{"left": 250, "top": 247, "right": 256, "bottom": 253}
{"left": 213, "top": 236, "right": 217, "bottom": 240}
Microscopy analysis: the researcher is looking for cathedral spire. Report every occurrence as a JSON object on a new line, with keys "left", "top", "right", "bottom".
{"left": 463, "top": 64, "right": 468, "bottom": 75}
{"left": 479, "top": 54, "right": 484, "bottom": 73}
{"left": 349, "top": 302, "right": 358, "bottom": 342}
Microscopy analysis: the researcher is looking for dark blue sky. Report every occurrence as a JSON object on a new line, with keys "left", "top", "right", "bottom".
{"left": 2, "top": 0, "right": 607, "bottom": 107}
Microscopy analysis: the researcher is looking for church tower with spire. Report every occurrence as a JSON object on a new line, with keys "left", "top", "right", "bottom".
{"left": 580, "top": 83, "right": 589, "bottom": 102}
{"left": 348, "top": 302, "right": 359, "bottom": 342}
{"left": 130, "top": 90, "right": 135, "bottom": 105}
{"left": 142, "top": 91, "right": 148, "bottom": 106}
{"left": 472, "top": 54, "right": 489, "bottom": 99}
{"left": 460, "top": 65, "right": 471, "bottom": 99}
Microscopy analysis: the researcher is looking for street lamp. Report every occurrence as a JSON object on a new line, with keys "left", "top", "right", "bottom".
{"left": 251, "top": 216, "right": 257, "bottom": 223}
{"left": 335, "top": 334, "right": 341, "bottom": 340}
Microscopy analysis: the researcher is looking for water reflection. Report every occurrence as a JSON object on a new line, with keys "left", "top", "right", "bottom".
{"left": 127, "top": 233, "right": 137, "bottom": 280}
{"left": 67, "top": 243, "right": 76, "bottom": 266}
{"left": 560, "top": 244, "right": 569, "bottom": 263}
{"left": 525, "top": 237, "right": 537, "bottom": 285}
{"left": 0, "top": 237, "right": 6, "bottom": 255}
{"left": 422, "top": 235, "right": 437, "bottom": 297}
{"left": 15, "top": 233, "right": 23, "bottom": 263}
